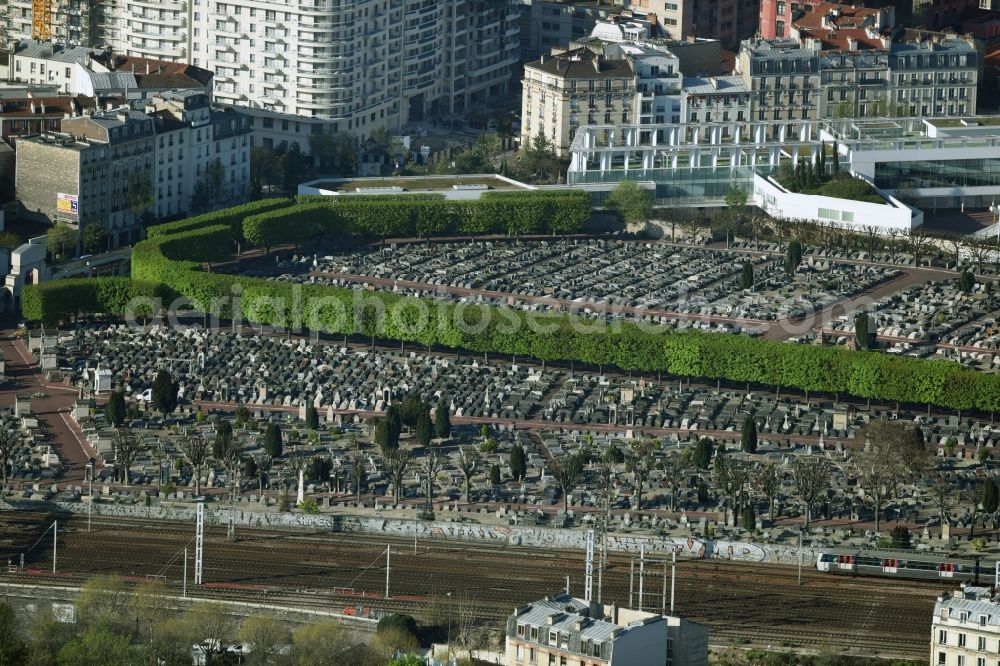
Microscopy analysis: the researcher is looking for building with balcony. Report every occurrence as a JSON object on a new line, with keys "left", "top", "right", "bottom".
{"left": 521, "top": 48, "right": 636, "bottom": 155}
{"left": 144, "top": 90, "right": 250, "bottom": 220}
{"left": 516, "top": 0, "right": 633, "bottom": 64}
{"left": 5, "top": 0, "right": 521, "bottom": 149}
{"left": 931, "top": 585, "right": 1000, "bottom": 666}
{"left": 14, "top": 108, "right": 155, "bottom": 248}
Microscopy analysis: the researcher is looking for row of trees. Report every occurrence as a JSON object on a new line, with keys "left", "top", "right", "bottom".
{"left": 0, "top": 574, "right": 420, "bottom": 666}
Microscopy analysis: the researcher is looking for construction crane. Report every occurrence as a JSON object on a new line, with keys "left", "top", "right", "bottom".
{"left": 32, "top": 0, "right": 52, "bottom": 41}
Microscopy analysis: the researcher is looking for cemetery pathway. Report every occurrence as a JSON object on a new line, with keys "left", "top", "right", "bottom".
{"left": 766, "top": 266, "right": 947, "bottom": 341}
{"left": 0, "top": 334, "right": 95, "bottom": 483}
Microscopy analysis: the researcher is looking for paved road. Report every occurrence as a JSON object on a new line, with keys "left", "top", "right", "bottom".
{"left": 0, "top": 334, "right": 95, "bottom": 483}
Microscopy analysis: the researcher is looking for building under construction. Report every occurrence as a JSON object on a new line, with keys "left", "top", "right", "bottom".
{"left": 5, "top": 0, "right": 110, "bottom": 48}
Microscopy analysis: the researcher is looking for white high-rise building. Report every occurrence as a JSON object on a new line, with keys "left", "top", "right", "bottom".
{"left": 3, "top": 0, "right": 520, "bottom": 148}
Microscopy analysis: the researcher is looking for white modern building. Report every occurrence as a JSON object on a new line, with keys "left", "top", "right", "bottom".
{"left": 932, "top": 585, "right": 1000, "bottom": 666}
{"left": 566, "top": 115, "right": 1000, "bottom": 226}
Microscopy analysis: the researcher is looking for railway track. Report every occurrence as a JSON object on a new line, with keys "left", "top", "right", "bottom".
{"left": 0, "top": 511, "right": 940, "bottom": 658}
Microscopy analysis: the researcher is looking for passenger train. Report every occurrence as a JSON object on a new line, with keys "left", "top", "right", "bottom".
{"left": 816, "top": 550, "right": 995, "bottom": 583}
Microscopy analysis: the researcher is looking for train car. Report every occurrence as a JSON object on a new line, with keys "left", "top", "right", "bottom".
{"left": 816, "top": 549, "right": 991, "bottom": 583}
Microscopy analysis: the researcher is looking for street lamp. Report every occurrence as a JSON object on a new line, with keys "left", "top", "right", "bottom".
{"left": 446, "top": 591, "right": 453, "bottom": 660}
{"left": 85, "top": 461, "right": 93, "bottom": 532}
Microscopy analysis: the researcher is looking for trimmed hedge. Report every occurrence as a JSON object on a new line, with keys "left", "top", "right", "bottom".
{"left": 146, "top": 198, "right": 294, "bottom": 241}
{"left": 22, "top": 277, "right": 166, "bottom": 325}
{"left": 22, "top": 194, "right": 1000, "bottom": 414}
{"left": 242, "top": 190, "right": 592, "bottom": 248}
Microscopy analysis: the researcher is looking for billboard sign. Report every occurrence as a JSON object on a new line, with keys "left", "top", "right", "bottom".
{"left": 56, "top": 193, "right": 79, "bottom": 215}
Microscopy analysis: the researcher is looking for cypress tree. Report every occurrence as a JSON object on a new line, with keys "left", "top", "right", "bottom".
{"left": 741, "top": 414, "right": 758, "bottom": 454}
{"left": 739, "top": 261, "right": 754, "bottom": 289}
{"left": 264, "top": 422, "right": 283, "bottom": 458}
{"left": 434, "top": 399, "right": 451, "bottom": 439}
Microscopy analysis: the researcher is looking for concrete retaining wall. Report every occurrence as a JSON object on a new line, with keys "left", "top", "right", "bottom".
{"left": 26, "top": 500, "right": 818, "bottom": 567}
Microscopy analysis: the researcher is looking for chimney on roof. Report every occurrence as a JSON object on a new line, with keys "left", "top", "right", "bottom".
{"left": 146, "top": 62, "right": 150, "bottom": 75}
{"left": 29, "top": 101, "right": 35, "bottom": 114}
{"left": 540, "top": 54, "right": 547, "bottom": 64}
{"left": 847, "top": 38, "right": 857, "bottom": 50}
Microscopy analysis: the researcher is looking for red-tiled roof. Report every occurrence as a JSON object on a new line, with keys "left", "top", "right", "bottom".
{"left": 0, "top": 96, "right": 93, "bottom": 117}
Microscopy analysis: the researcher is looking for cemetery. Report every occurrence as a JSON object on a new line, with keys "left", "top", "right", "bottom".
{"left": 13, "top": 320, "right": 1000, "bottom": 559}
{"left": 239, "top": 238, "right": 902, "bottom": 325}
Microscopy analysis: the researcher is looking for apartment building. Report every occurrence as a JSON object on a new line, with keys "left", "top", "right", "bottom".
{"left": 15, "top": 109, "right": 155, "bottom": 248}
{"left": 0, "top": 94, "right": 92, "bottom": 143}
{"left": 629, "top": 0, "right": 759, "bottom": 48}
{"left": 0, "top": 40, "right": 214, "bottom": 102}
{"left": 145, "top": 91, "right": 251, "bottom": 220}
{"left": 517, "top": 0, "right": 630, "bottom": 63}
{"left": 932, "top": 585, "right": 1000, "bottom": 666}
{"left": 521, "top": 48, "right": 635, "bottom": 155}
{"left": 505, "top": 593, "right": 708, "bottom": 666}
{"left": 737, "top": 35, "right": 978, "bottom": 137}
{"left": 761, "top": 0, "right": 894, "bottom": 41}
{"left": 5, "top": 0, "right": 97, "bottom": 48}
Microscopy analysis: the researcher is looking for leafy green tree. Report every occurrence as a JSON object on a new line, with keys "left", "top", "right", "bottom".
{"left": 983, "top": 479, "right": 999, "bottom": 517}
{"left": 305, "top": 405, "right": 320, "bottom": 431}
{"left": 739, "top": 261, "right": 754, "bottom": 289}
{"left": 151, "top": 369, "right": 179, "bottom": 417}
{"left": 292, "top": 619, "right": 351, "bottom": 666}
{"left": 56, "top": 624, "right": 142, "bottom": 666}
{"left": 693, "top": 438, "right": 714, "bottom": 470}
{"left": 213, "top": 419, "right": 234, "bottom": 461}
{"left": 184, "top": 602, "right": 236, "bottom": 665}
{"left": 889, "top": 525, "right": 911, "bottom": 549}
{"left": 238, "top": 614, "right": 290, "bottom": 666}
{"left": 81, "top": 224, "right": 108, "bottom": 254}
{"left": 0, "top": 601, "right": 27, "bottom": 664}
{"left": 0, "top": 232, "right": 21, "bottom": 252}
{"left": 553, "top": 452, "right": 585, "bottom": 515}
{"left": 509, "top": 442, "right": 527, "bottom": 481}
{"left": 104, "top": 390, "right": 127, "bottom": 427}
{"left": 126, "top": 173, "right": 154, "bottom": 220}
{"left": 434, "top": 399, "right": 451, "bottom": 440}
{"left": 387, "top": 655, "right": 426, "bottom": 666}
{"left": 309, "top": 130, "right": 358, "bottom": 177}
{"left": 452, "top": 134, "right": 501, "bottom": 174}
{"left": 512, "top": 132, "right": 567, "bottom": 184}
{"left": 264, "top": 423, "right": 283, "bottom": 458}
{"left": 959, "top": 270, "right": 975, "bottom": 294}
{"left": 785, "top": 239, "right": 802, "bottom": 275}
{"left": 607, "top": 180, "right": 653, "bottom": 225}
{"left": 854, "top": 312, "right": 872, "bottom": 350}
{"left": 374, "top": 418, "right": 399, "bottom": 455}
{"left": 741, "top": 414, "right": 758, "bottom": 454}
{"left": 46, "top": 223, "right": 77, "bottom": 259}
{"left": 725, "top": 183, "right": 748, "bottom": 235}
{"left": 400, "top": 393, "right": 425, "bottom": 429}
{"left": 415, "top": 411, "right": 432, "bottom": 448}
{"left": 191, "top": 159, "right": 225, "bottom": 213}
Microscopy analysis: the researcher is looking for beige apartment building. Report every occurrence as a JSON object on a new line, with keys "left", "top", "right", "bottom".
{"left": 521, "top": 48, "right": 635, "bottom": 155}
{"left": 15, "top": 109, "right": 155, "bottom": 248}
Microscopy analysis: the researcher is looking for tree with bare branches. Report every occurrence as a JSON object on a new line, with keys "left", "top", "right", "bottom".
{"left": 931, "top": 480, "right": 953, "bottom": 528}
{"left": 456, "top": 447, "right": 480, "bottom": 504}
{"left": 553, "top": 452, "right": 586, "bottom": 516}
{"left": 113, "top": 428, "right": 146, "bottom": 486}
{"left": 382, "top": 449, "right": 411, "bottom": 502}
{"left": 350, "top": 452, "right": 367, "bottom": 505}
{"left": 625, "top": 440, "right": 657, "bottom": 510}
{"left": 791, "top": 458, "right": 832, "bottom": 528}
{"left": 420, "top": 450, "right": 442, "bottom": 508}
{"left": 178, "top": 435, "right": 210, "bottom": 496}
{"left": 660, "top": 451, "right": 687, "bottom": 512}
{"left": 754, "top": 460, "right": 784, "bottom": 520}
{"left": 853, "top": 449, "right": 903, "bottom": 533}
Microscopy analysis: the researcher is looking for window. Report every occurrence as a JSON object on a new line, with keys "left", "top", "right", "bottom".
{"left": 980, "top": 636, "right": 988, "bottom": 651}
{"left": 961, "top": 633, "right": 968, "bottom": 647}
{"left": 777, "top": 1, "right": 786, "bottom": 14}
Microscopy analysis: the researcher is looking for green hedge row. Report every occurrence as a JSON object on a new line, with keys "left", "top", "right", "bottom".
{"left": 22, "top": 194, "right": 1000, "bottom": 414}
{"left": 22, "top": 277, "right": 166, "bottom": 325}
{"left": 242, "top": 191, "right": 592, "bottom": 248}
{"left": 146, "top": 198, "right": 294, "bottom": 241}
